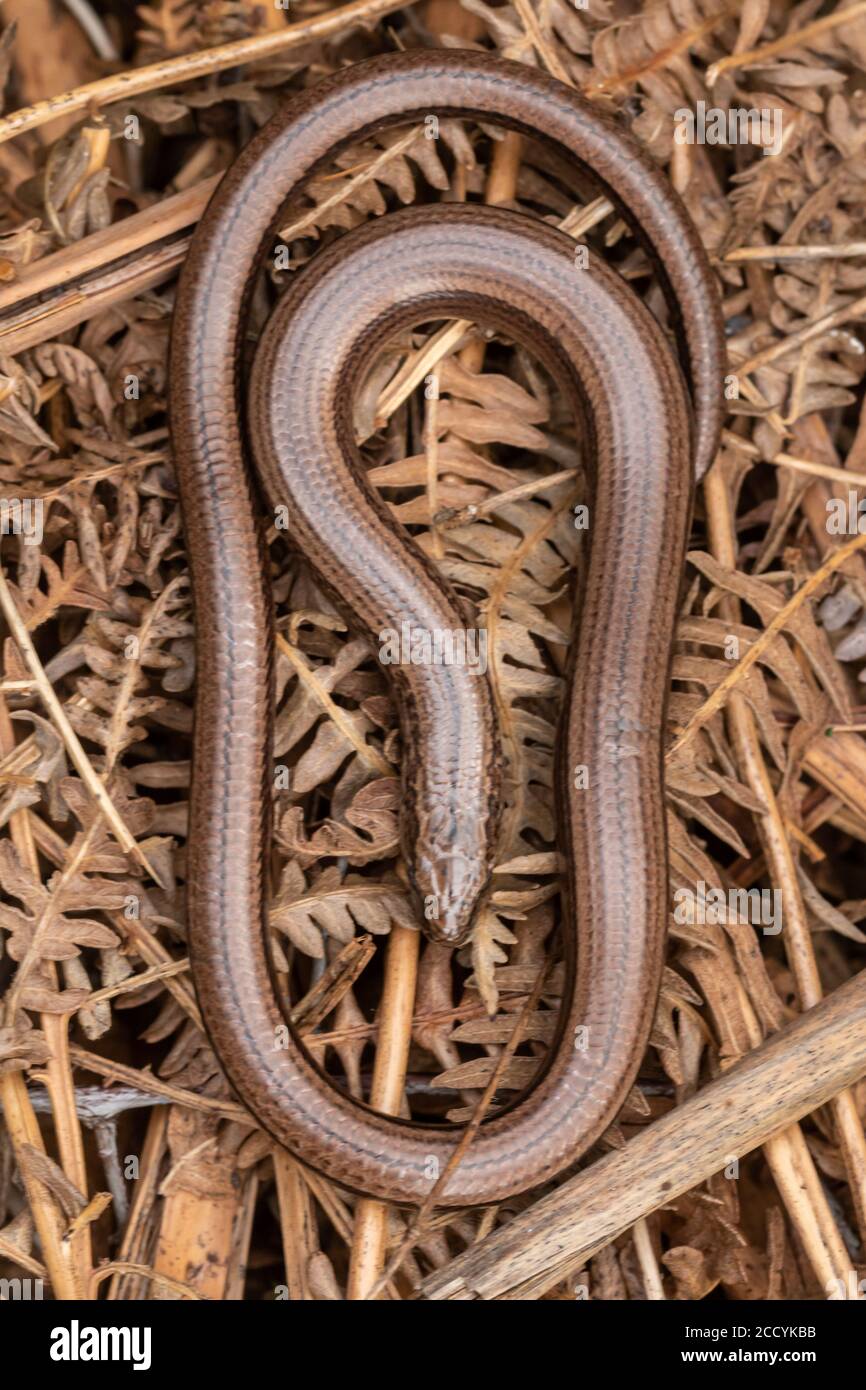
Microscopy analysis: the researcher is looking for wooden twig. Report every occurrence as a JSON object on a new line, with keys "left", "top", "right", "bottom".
{"left": 279, "top": 127, "right": 421, "bottom": 242}
{"left": 0, "top": 560, "right": 163, "bottom": 882}
{"left": 0, "top": 0, "right": 417, "bottom": 145}
{"left": 460, "top": 127, "right": 523, "bottom": 373}
{"left": 512, "top": 0, "right": 573, "bottom": 85}
{"left": 274, "top": 1153, "right": 318, "bottom": 1301}
{"left": 89, "top": 1261, "right": 206, "bottom": 1300}
{"left": 0, "top": 694, "right": 92, "bottom": 1297}
{"left": 291, "top": 934, "right": 376, "bottom": 1033}
{"left": 0, "top": 176, "right": 218, "bottom": 315}
{"left": 0, "top": 238, "right": 191, "bottom": 355}
{"left": 70, "top": 1045, "right": 250, "bottom": 1125}
{"left": 367, "top": 963, "right": 549, "bottom": 1301}
{"left": 348, "top": 924, "right": 420, "bottom": 1299}
{"left": 373, "top": 320, "right": 475, "bottom": 430}
{"left": 419, "top": 969, "right": 866, "bottom": 1300}
{"left": 732, "top": 292, "right": 866, "bottom": 377}
{"left": 107, "top": 1108, "right": 168, "bottom": 1301}
{"left": 668, "top": 528, "right": 866, "bottom": 758}
{"left": 707, "top": 2, "right": 866, "bottom": 87}
{"left": 78, "top": 958, "right": 191, "bottom": 1012}
{"left": 632, "top": 1218, "right": 664, "bottom": 1301}
{"left": 437, "top": 467, "right": 578, "bottom": 529}
{"left": 60, "top": 0, "right": 118, "bottom": 63}
{"left": 704, "top": 457, "right": 866, "bottom": 1248}
{"left": 721, "top": 430, "right": 866, "bottom": 488}
{"left": 723, "top": 242, "right": 866, "bottom": 264}
{"left": 276, "top": 633, "right": 393, "bottom": 777}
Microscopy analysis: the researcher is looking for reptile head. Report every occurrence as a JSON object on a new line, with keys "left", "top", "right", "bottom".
{"left": 409, "top": 821, "right": 492, "bottom": 947}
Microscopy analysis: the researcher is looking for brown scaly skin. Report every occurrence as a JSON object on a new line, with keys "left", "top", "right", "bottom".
{"left": 169, "top": 51, "right": 724, "bottom": 1206}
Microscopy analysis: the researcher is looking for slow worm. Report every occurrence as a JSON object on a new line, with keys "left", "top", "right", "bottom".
{"left": 169, "top": 50, "right": 724, "bottom": 1206}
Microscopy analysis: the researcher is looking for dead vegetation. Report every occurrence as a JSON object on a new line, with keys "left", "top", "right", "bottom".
{"left": 0, "top": 0, "right": 865, "bottom": 1302}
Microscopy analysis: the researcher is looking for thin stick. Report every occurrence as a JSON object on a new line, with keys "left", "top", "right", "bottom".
{"left": 704, "top": 457, "right": 866, "bottom": 1249}
{"left": 0, "top": 0, "right": 417, "bottom": 146}
{"left": 0, "top": 177, "right": 218, "bottom": 315}
{"left": 765, "top": 452, "right": 866, "bottom": 488}
{"left": 276, "top": 633, "right": 393, "bottom": 777}
{"left": 0, "top": 1075, "right": 83, "bottom": 1298}
{"left": 668, "top": 529, "right": 866, "bottom": 759}
{"left": 425, "top": 367, "right": 443, "bottom": 560}
{"left": 721, "top": 430, "right": 866, "bottom": 487}
{"left": 274, "top": 1154, "right": 317, "bottom": 1301}
{"left": 69, "top": 1046, "right": 250, "bottom": 1124}
{"left": 723, "top": 242, "right": 866, "bottom": 264}
{"left": 0, "top": 562, "right": 161, "bottom": 880}
{"left": 89, "top": 1262, "right": 206, "bottom": 1300}
{"left": 460, "top": 129, "right": 524, "bottom": 374}
{"left": 279, "top": 127, "right": 421, "bottom": 242}
{"left": 0, "top": 239, "right": 191, "bottom": 355}
{"left": 438, "top": 468, "right": 578, "bottom": 529}
{"left": 512, "top": 0, "right": 573, "bottom": 85}
{"left": 79, "top": 958, "right": 191, "bottom": 1011}
{"left": 347, "top": 925, "right": 421, "bottom": 1300}
{"left": 419, "top": 970, "right": 866, "bottom": 1300}
{"left": 366, "top": 963, "right": 549, "bottom": 1301}
{"left": 374, "top": 320, "right": 474, "bottom": 429}
{"left": 733, "top": 292, "right": 866, "bottom": 377}
{"left": 632, "top": 1218, "right": 665, "bottom": 1300}
{"left": 0, "top": 696, "right": 89, "bottom": 1299}
{"left": 707, "top": 3, "right": 866, "bottom": 87}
